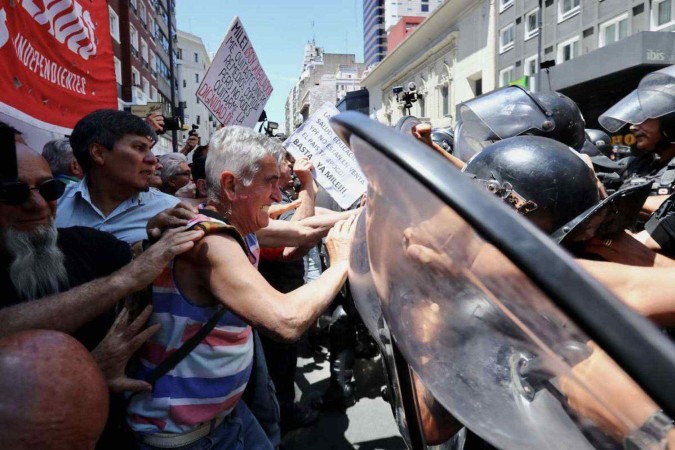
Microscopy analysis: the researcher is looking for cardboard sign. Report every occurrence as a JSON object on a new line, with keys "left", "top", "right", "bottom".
{"left": 0, "top": 0, "right": 117, "bottom": 149}
{"left": 284, "top": 103, "right": 367, "bottom": 209}
{"left": 196, "top": 17, "right": 272, "bottom": 128}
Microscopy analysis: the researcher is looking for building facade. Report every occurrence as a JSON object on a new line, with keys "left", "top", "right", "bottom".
{"left": 495, "top": 0, "right": 675, "bottom": 130}
{"left": 387, "top": 16, "right": 426, "bottom": 52}
{"left": 176, "top": 30, "right": 216, "bottom": 152}
{"left": 107, "top": 0, "right": 178, "bottom": 153}
{"left": 364, "top": 0, "right": 387, "bottom": 67}
{"left": 384, "top": 0, "right": 446, "bottom": 31}
{"left": 362, "top": 0, "right": 496, "bottom": 128}
{"left": 285, "top": 42, "right": 366, "bottom": 133}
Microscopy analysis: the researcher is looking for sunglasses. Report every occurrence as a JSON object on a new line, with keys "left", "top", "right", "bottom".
{"left": 0, "top": 179, "right": 66, "bottom": 205}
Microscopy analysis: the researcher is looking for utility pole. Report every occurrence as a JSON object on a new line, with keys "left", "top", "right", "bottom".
{"left": 536, "top": 0, "right": 543, "bottom": 92}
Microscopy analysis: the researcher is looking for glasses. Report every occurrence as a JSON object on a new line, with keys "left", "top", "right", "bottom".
{"left": 0, "top": 179, "right": 66, "bottom": 205}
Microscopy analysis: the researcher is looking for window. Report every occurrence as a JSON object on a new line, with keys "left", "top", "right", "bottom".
{"left": 559, "top": 0, "right": 580, "bottom": 22}
{"left": 139, "top": 2, "right": 146, "bottom": 24}
{"left": 149, "top": 53, "right": 157, "bottom": 77}
{"left": 418, "top": 96, "right": 425, "bottom": 117}
{"left": 132, "top": 67, "right": 140, "bottom": 87}
{"left": 183, "top": 79, "right": 187, "bottom": 88}
{"left": 499, "top": 24, "right": 515, "bottom": 53}
{"left": 151, "top": 86, "right": 158, "bottom": 101}
{"left": 177, "top": 48, "right": 183, "bottom": 60}
{"left": 108, "top": 7, "right": 120, "bottom": 43}
{"left": 499, "top": 66, "right": 515, "bottom": 87}
{"left": 194, "top": 52, "right": 199, "bottom": 63}
{"left": 130, "top": 0, "right": 137, "bottom": 11}
{"left": 600, "top": 13, "right": 629, "bottom": 47}
{"left": 195, "top": 73, "right": 199, "bottom": 83}
{"left": 421, "top": 4, "right": 428, "bottom": 11}
{"left": 196, "top": 115, "right": 201, "bottom": 125}
{"left": 525, "top": 8, "right": 540, "bottom": 40}
{"left": 524, "top": 54, "right": 538, "bottom": 91}
{"left": 441, "top": 85, "right": 449, "bottom": 116}
{"left": 500, "top": 0, "right": 514, "bottom": 12}
{"left": 148, "top": 16, "right": 155, "bottom": 38}
{"left": 142, "top": 77, "right": 150, "bottom": 98}
{"left": 557, "top": 36, "right": 580, "bottom": 63}
{"left": 141, "top": 38, "right": 148, "bottom": 62}
{"left": 113, "top": 56, "right": 122, "bottom": 85}
{"left": 652, "top": 0, "right": 675, "bottom": 29}
{"left": 130, "top": 25, "right": 139, "bottom": 51}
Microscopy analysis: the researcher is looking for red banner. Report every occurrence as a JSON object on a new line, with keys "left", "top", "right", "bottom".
{"left": 0, "top": 0, "right": 117, "bottom": 142}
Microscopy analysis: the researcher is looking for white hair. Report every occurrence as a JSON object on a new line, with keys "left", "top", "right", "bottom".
{"left": 158, "top": 153, "right": 188, "bottom": 184}
{"left": 4, "top": 223, "right": 69, "bottom": 300}
{"left": 205, "top": 126, "right": 285, "bottom": 203}
{"left": 41, "top": 138, "right": 75, "bottom": 175}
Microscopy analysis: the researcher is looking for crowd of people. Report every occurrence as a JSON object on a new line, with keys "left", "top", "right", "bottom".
{"left": 2, "top": 61, "right": 675, "bottom": 450}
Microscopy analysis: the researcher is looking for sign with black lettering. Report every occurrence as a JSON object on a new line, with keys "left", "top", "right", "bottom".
{"left": 284, "top": 103, "right": 367, "bottom": 209}
{"left": 196, "top": 17, "right": 273, "bottom": 127}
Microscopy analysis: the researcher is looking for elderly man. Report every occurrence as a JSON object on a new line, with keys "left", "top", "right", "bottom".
{"left": 127, "top": 126, "right": 356, "bottom": 449}
{"left": 56, "top": 109, "right": 181, "bottom": 244}
{"left": 158, "top": 153, "right": 193, "bottom": 196}
{"left": 41, "top": 138, "right": 83, "bottom": 184}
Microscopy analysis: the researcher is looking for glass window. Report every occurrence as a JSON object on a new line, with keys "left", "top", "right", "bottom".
{"left": 499, "top": 66, "right": 514, "bottom": 87}
{"left": 600, "top": 14, "right": 630, "bottom": 47}
{"left": 194, "top": 52, "right": 199, "bottom": 63}
{"left": 557, "top": 36, "right": 580, "bottom": 63}
{"left": 441, "top": 85, "right": 449, "bottom": 116}
{"left": 108, "top": 7, "right": 120, "bottom": 43}
{"left": 421, "top": 4, "right": 429, "bottom": 12}
{"left": 500, "top": 0, "right": 514, "bottom": 12}
{"left": 654, "top": 0, "right": 674, "bottom": 28}
{"left": 141, "top": 38, "right": 148, "bottom": 62}
{"left": 524, "top": 54, "right": 538, "bottom": 91}
{"left": 130, "top": 25, "right": 139, "bottom": 51}
{"left": 499, "top": 24, "right": 515, "bottom": 53}
{"left": 113, "top": 56, "right": 122, "bottom": 85}
{"left": 195, "top": 73, "right": 199, "bottom": 83}
{"left": 525, "top": 8, "right": 540, "bottom": 40}
{"left": 559, "top": 0, "right": 580, "bottom": 22}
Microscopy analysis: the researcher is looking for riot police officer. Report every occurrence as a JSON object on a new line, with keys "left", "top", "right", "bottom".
{"left": 599, "top": 65, "right": 675, "bottom": 215}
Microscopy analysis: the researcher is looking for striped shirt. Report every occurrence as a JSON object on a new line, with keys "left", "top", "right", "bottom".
{"left": 127, "top": 214, "right": 260, "bottom": 434}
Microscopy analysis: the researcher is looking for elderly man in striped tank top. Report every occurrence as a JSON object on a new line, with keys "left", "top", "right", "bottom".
{"left": 127, "top": 126, "right": 356, "bottom": 449}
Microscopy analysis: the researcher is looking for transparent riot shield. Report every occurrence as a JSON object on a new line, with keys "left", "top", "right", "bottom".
{"left": 455, "top": 86, "right": 553, "bottom": 162}
{"left": 332, "top": 112, "right": 675, "bottom": 450}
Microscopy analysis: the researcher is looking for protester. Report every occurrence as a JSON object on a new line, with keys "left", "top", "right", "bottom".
{"left": 148, "top": 157, "right": 163, "bottom": 190}
{"left": 56, "top": 109, "right": 180, "bottom": 244}
{"left": 158, "top": 153, "right": 192, "bottom": 196}
{"left": 41, "top": 138, "right": 83, "bottom": 184}
{"left": 126, "top": 125, "right": 356, "bottom": 449}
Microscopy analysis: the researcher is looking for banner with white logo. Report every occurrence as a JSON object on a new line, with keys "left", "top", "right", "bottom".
{"left": 196, "top": 17, "right": 273, "bottom": 128}
{"left": 0, "top": 0, "right": 117, "bottom": 149}
{"left": 284, "top": 103, "right": 367, "bottom": 209}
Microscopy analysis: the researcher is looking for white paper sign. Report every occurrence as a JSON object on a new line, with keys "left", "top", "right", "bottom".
{"left": 284, "top": 103, "right": 367, "bottom": 209}
{"left": 196, "top": 17, "right": 272, "bottom": 128}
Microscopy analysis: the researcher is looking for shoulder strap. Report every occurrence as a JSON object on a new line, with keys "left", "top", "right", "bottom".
{"left": 143, "top": 305, "right": 228, "bottom": 385}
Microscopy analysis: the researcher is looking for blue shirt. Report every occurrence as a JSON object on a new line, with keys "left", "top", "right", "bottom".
{"left": 56, "top": 177, "right": 180, "bottom": 244}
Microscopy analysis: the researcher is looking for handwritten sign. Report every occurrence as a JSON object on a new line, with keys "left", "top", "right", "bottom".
{"left": 196, "top": 17, "right": 272, "bottom": 128}
{"left": 284, "top": 103, "right": 367, "bottom": 209}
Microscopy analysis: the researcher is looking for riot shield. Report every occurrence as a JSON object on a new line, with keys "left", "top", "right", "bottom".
{"left": 331, "top": 112, "right": 675, "bottom": 450}
{"left": 454, "top": 86, "right": 553, "bottom": 162}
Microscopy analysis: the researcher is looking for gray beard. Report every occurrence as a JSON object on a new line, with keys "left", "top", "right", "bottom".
{"left": 4, "top": 224, "right": 70, "bottom": 301}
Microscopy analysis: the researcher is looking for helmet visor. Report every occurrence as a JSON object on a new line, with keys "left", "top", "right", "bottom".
{"left": 600, "top": 66, "right": 675, "bottom": 132}
{"left": 454, "top": 87, "right": 553, "bottom": 161}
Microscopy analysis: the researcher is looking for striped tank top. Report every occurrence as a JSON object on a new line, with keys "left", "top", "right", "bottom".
{"left": 127, "top": 214, "right": 260, "bottom": 434}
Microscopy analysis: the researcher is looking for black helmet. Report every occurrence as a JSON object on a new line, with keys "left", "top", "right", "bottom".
{"left": 584, "top": 128, "right": 612, "bottom": 157}
{"left": 463, "top": 136, "right": 600, "bottom": 234}
{"left": 454, "top": 86, "right": 586, "bottom": 161}
{"left": 599, "top": 65, "right": 675, "bottom": 142}
{"left": 430, "top": 127, "right": 454, "bottom": 153}
{"left": 530, "top": 91, "right": 587, "bottom": 151}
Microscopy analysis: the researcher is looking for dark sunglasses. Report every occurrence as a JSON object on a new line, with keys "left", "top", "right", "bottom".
{"left": 0, "top": 179, "right": 66, "bottom": 205}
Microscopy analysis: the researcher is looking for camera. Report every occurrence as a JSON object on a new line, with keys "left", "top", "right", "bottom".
{"left": 393, "top": 86, "right": 404, "bottom": 95}
{"left": 188, "top": 124, "right": 199, "bottom": 137}
{"left": 407, "top": 82, "right": 417, "bottom": 92}
{"left": 159, "top": 116, "right": 183, "bottom": 134}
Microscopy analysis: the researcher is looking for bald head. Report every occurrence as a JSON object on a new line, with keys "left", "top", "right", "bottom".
{"left": 0, "top": 330, "right": 108, "bottom": 449}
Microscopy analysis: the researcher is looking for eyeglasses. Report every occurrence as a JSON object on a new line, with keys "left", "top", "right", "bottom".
{"left": 0, "top": 179, "right": 66, "bottom": 205}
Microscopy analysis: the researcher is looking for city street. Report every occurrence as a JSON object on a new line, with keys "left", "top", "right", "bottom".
{"left": 282, "top": 340, "right": 406, "bottom": 450}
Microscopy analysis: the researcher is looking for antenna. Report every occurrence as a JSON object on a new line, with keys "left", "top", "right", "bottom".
{"left": 312, "top": 20, "right": 316, "bottom": 45}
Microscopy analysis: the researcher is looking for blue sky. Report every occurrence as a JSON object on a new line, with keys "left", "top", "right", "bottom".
{"left": 176, "top": 0, "right": 365, "bottom": 133}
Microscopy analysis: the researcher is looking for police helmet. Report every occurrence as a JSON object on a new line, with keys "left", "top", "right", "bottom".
{"left": 463, "top": 136, "right": 600, "bottom": 234}
{"left": 530, "top": 91, "right": 587, "bottom": 151}
{"left": 430, "top": 127, "right": 454, "bottom": 153}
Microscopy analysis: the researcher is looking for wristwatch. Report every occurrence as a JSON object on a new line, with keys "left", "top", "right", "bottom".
{"left": 624, "top": 410, "right": 674, "bottom": 450}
